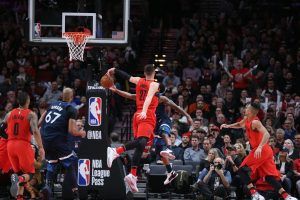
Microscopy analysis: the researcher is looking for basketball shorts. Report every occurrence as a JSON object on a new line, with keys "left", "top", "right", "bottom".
{"left": 132, "top": 111, "right": 156, "bottom": 139}
{"left": 0, "top": 138, "right": 12, "bottom": 173}
{"left": 7, "top": 140, "right": 35, "bottom": 174}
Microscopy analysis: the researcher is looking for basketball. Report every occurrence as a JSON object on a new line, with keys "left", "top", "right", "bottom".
{"left": 100, "top": 74, "right": 114, "bottom": 88}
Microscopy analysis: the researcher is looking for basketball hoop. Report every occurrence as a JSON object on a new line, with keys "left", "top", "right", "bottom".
{"left": 63, "top": 32, "right": 91, "bottom": 61}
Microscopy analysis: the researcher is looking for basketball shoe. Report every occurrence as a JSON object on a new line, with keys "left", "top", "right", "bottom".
{"left": 107, "top": 147, "right": 120, "bottom": 168}
{"left": 124, "top": 173, "right": 138, "bottom": 193}
{"left": 160, "top": 148, "right": 175, "bottom": 160}
{"left": 164, "top": 170, "right": 178, "bottom": 185}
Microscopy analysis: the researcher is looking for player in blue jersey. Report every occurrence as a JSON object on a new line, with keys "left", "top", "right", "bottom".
{"left": 110, "top": 85, "right": 193, "bottom": 184}
{"left": 39, "top": 88, "right": 86, "bottom": 199}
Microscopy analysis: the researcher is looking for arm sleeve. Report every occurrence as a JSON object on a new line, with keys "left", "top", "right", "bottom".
{"left": 66, "top": 106, "right": 77, "bottom": 120}
{"left": 115, "top": 69, "right": 131, "bottom": 81}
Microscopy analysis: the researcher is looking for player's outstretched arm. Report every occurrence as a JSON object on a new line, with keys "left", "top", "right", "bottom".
{"left": 110, "top": 85, "right": 136, "bottom": 100}
{"left": 107, "top": 68, "right": 140, "bottom": 84}
{"left": 29, "top": 112, "right": 45, "bottom": 160}
{"left": 160, "top": 96, "right": 193, "bottom": 125}
{"left": 220, "top": 117, "right": 246, "bottom": 129}
{"left": 139, "top": 82, "right": 159, "bottom": 119}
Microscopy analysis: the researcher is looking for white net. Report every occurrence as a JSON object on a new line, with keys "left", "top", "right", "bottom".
{"left": 63, "top": 32, "right": 91, "bottom": 61}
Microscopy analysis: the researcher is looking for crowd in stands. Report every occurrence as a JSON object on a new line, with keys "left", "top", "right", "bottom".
{"left": 119, "top": 7, "right": 300, "bottom": 200}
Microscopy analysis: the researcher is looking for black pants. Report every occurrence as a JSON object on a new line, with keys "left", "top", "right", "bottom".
{"left": 197, "top": 182, "right": 229, "bottom": 200}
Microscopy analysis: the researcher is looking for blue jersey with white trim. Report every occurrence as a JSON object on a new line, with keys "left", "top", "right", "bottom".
{"left": 41, "top": 101, "right": 76, "bottom": 142}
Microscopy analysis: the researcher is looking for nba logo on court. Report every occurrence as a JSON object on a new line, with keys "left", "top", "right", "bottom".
{"left": 88, "top": 97, "right": 102, "bottom": 126}
{"left": 78, "top": 159, "right": 90, "bottom": 186}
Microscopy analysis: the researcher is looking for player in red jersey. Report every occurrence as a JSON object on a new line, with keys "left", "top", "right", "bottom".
{"left": 109, "top": 84, "right": 194, "bottom": 185}
{"left": 4, "top": 92, "right": 45, "bottom": 200}
{"left": 221, "top": 102, "right": 296, "bottom": 200}
{"left": 106, "top": 65, "right": 159, "bottom": 192}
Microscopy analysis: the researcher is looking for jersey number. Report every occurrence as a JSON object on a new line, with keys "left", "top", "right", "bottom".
{"left": 45, "top": 111, "right": 61, "bottom": 124}
{"left": 139, "top": 90, "right": 147, "bottom": 101}
{"left": 13, "top": 123, "right": 19, "bottom": 136}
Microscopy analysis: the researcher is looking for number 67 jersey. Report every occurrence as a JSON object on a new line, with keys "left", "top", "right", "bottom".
{"left": 41, "top": 101, "right": 77, "bottom": 142}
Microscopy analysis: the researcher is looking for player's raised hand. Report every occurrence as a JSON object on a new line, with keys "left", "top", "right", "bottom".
{"left": 138, "top": 111, "right": 147, "bottom": 120}
{"left": 220, "top": 124, "right": 229, "bottom": 129}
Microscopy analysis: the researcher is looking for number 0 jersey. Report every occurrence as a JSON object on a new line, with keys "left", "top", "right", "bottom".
{"left": 41, "top": 101, "right": 77, "bottom": 142}
{"left": 135, "top": 78, "right": 158, "bottom": 112}
{"left": 7, "top": 108, "right": 32, "bottom": 142}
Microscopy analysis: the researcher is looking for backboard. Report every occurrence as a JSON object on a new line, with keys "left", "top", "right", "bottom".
{"left": 28, "top": 0, "right": 129, "bottom": 45}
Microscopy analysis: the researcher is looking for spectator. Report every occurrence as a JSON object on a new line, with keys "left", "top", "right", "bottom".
{"left": 171, "top": 127, "right": 182, "bottom": 146}
{"left": 184, "top": 135, "right": 205, "bottom": 163}
{"left": 228, "top": 59, "right": 252, "bottom": 99}
{"left": 178, "top": 132, "right": 190, "bottom": 150}
{"left": 202, "top": 139, "right": 212, "bottom": 158}
{"left": 283, "top": 139, "right": 299, "bottom": 160}
{"left": 225, "top": 143, "right": 247, "bottom": 199}
{"left": 276, "top": 149, "right": 294, "bottom": 194}
{"left": 162, "top": 69, "right": 181, "bottom": 88}
{"left": 283, "top": 119, "right": 297, "bottom": 140}
{"left": 199, "top": 148, "right": 220, "bottom": 171}
{"left": 261, "top": 79, "right": 282, "bottom": 103}
{"left": 294, "top": 133, "right": 300, "bottom": 152}
{"left": 221, "top": 134, "right": 232, "bottom": 156}
{"left": 275, "top": 128, "right": 285, "bottom": 150}
{"left": 41, "top": 81, "right": 62, "bottom": 104}
{"left": 269, "top": 136, "right": 280, "bottom": 156}
{"left": 182, "top": 60, "right": 201, "bottom": 82}
{"left": 169, "top": 132, "right": 184, "bottom": 160}
{"left": 196, "top": 157, "right": 232, "bottom": 200}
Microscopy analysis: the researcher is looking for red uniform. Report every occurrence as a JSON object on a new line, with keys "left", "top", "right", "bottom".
{"left": 0, "top": 138, "right": 12, "bottom": 173}
{"left": 240, "top": 117, "right": 280, "bottom": 179}
{"left": 133, "top": 78, "right": 159, "bottom": 139}
{"left": 6, "top": 108, "right": 35, "bottom": 173}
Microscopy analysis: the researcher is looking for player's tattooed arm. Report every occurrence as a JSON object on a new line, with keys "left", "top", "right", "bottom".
{"left": 29, "top": 112, "right": 45, "bottom": 159}
{"left": 160, "top": 96, "right": 193, "bottom": 125}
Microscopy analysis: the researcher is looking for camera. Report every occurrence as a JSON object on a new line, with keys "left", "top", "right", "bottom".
{"left": 214, "top": 163, "right": 222, "bottom": 170}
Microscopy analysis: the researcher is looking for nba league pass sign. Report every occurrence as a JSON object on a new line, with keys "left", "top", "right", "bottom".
{"left": 77, "top": 84, "right": 125, "bottom": 199}
{"left": 78, "top": 159, "right": 110, "bottom": 186}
